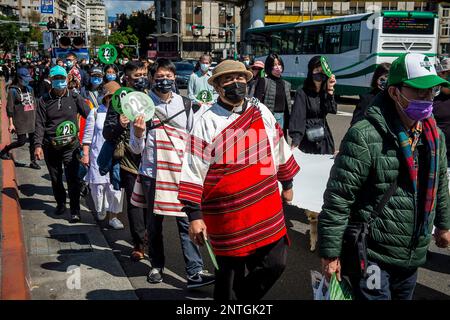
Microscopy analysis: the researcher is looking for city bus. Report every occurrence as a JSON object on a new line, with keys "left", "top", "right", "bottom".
{"left": 245, "top": 11, "right": 439, "bottom": 96}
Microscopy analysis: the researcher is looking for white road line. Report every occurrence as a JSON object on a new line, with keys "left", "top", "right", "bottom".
{"left": 337, "top": 111, "right": 354, "bottom": 117}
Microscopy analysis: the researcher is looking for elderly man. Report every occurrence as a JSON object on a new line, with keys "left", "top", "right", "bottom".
{"left": 34, "top": 65, "right": 90, "bottom": 222}
{"left": 178, "top": 60, "right": 300, "bottom": 300}
{"left": 319, "top": 53, "right": 450, "bottom": 300}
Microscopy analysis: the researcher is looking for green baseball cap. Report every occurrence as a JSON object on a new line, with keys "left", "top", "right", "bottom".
{"left": 387, "top": 53, "right": 450, "bottom": 89}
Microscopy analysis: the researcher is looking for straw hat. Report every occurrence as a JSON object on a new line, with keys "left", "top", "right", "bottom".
{"left": 101, "top": 81, "right": 121, "bottom": 104}
{"left": 208, "top": 60, "right": 253, "bottom": 86}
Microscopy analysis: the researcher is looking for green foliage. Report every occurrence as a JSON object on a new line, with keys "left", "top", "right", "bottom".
{"left": 115, "top": 11, "right": 156, "bottom": 55}
{"left": 108, "top": 26, "right": 139, "bottom": 58}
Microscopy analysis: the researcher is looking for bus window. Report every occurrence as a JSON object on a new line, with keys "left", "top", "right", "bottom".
{"left": 271, "top": 32, "right": 282, "bottom": 54}
{"left": 341, "top": 22, "right": 360, "bottom": 53}
{"left": 295, "top": 29, "right": 303, "bottom": 54}
{"left": 302, "top": 26, "right": 324, "bottom": 54}
{"left": 250, "top": 33, "right": 270, "bottom": 57}
{"left": 281, "top": 29, "right": 296, "bottom": 54}
{"left": 324, "top": 24, "right": 341, "bottom": 54}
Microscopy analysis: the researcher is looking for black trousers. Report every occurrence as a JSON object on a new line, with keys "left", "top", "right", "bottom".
{"left": 2, "top": 132, "right": 35, "bottom": 161}
{"left": 120, "top": 169, "right": 146, "bottom": 247}
{"left": 43, "top": 143, "right": 81, "bottom": 212}
{"left": 214, "top": 236, "right": 288, "bottom": 301}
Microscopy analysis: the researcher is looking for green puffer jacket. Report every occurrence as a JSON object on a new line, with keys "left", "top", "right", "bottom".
{"left": 318, "top": 93, "right": 450, "bottom": 269}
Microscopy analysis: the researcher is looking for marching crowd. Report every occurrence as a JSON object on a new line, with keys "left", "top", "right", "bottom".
{"left": 0, "top": 50, "right": 450, "bottom": 301}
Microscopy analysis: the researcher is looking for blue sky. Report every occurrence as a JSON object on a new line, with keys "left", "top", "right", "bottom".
{"left": 105, "top": 0, "right": 153, "bottom": 17}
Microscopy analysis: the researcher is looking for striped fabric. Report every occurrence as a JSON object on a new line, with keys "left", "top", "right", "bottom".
{"left": 131, "top": 118, "right": 189, "bottom": 217}
{"left": 178, "top": 102, "right": 300, "bottom": 257}
{"left": 395, "top": 116, "right": 439, "bottom": 236}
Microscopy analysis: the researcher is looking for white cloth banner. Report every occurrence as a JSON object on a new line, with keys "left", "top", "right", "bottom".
{"left": 280, "top": 150, "right": 335, "bottom": 213}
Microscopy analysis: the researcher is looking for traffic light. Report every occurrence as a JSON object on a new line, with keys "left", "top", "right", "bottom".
{"left": 191, "top": 25, "right": 205, "bottom": 30}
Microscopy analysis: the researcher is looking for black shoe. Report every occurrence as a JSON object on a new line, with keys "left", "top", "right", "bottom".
{"left": 0, "top": 151, "right": 11, "bottom": 160}
{"left": 70, "top": 211, "right": 81, "bottom": 223}
{"left": 187, "top": 270, "right": 215, "bottom": 289}
{"left": 30, "top": 161, "right": 41, "bottom": 170}
{"left": 54, "top": 204, "right": 66, "bottom": 215}
{"left": 147, "top": 268, "right": 163, "bottom": 284}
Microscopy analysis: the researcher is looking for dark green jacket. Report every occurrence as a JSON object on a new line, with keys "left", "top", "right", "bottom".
{"left": 318, "top": 93, "right": 450, "bottom": 269}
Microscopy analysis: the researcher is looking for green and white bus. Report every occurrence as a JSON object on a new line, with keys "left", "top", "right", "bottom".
{"left": 245, "top": 11, "right": 439, "bottom": 96}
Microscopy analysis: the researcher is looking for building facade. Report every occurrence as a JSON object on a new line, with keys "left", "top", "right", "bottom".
{"left": 154, "top": 0, "right": 241, "bottom": 61}
{"left": 86, "top": 0, "right": 107, "bottom": 36}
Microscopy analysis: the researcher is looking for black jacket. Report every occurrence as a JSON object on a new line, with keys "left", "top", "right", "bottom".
{"left": 289, "top": 87, "right": 337, "bottom": 154}
{"left": 350, "top": 90, "right": 380, "bottom": 126}
{"left": 34, "top": 90, "right": 90, "bottom": 148}
{"left": 433, "top": 92, "right": 450, "bottom": 163}
{"left": 103, "top": 105, "right": 141, "bottom": 175}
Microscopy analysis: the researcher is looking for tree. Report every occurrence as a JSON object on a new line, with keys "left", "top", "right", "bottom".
{"left": 116, "top": 10, "right": 156, "bottom": 56}
{"left": 108, "top": 26, "right": 139, "bottom": 58}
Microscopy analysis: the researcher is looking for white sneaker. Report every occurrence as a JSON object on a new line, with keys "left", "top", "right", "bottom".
{"left": 96, "top": 211, "right": 107, "bottom": 221}
{"left": 109, "top": 217, "right": 124, "bottom": 230}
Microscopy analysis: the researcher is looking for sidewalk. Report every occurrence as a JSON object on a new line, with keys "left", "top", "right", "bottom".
{"left": 13, "top": 145, "right": 138, "bottom": 300}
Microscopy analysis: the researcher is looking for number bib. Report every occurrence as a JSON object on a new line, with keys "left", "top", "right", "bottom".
{"left": 196, "top": 90, "right": 213, "bottom": 103}
{"left": 121, "top": 91, "right": 155, "bottom": 122}
{"left": 52, "top": 120, "right": 78, "bottom": 148}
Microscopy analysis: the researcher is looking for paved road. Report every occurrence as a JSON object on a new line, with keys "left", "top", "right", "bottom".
{"left": 11, "top": 95, "right": 450, "bottom": 300}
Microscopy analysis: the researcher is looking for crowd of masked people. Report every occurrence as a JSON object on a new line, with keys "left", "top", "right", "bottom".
{"left": 0, "top": 50, "right": 449, "bottom": 301}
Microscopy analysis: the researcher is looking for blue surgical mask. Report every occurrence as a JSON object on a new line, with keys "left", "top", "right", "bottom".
{"left": 90, "top": 77, "right": 103, "bottom": 86}
{"left": 52, "top": 79, "right": 67, "bottom": 90}
{"left": 106, "top": 73, "right": 117, "bottom": 81}
{"left": 200, "top": 63, "right": 210, "bottom": 72}
{"left": 66, "top": 60, "right": 74, "bottom": 69}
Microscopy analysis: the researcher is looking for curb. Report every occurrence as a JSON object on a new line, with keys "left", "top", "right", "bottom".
{"left": 0, "top": 80, "right": 31, "bottom": 300}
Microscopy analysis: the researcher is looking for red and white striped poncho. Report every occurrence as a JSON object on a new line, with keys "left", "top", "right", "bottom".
{"left": 178, "top": 99, "right": 300, "bottom": 257}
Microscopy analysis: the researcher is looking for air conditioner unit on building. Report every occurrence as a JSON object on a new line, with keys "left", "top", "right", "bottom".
{"left": 193, "top": 30, "right": 201, "bottom": 36}
{"left": 219, "top": 30, "right": 225, "bottom": 37}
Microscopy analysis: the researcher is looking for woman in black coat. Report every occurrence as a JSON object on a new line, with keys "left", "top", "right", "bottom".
{"left": 289, "top": 56, "right": 337, "bottom": 154}
{"left": 350, "top": 62, "right": 391, "bottom": 126}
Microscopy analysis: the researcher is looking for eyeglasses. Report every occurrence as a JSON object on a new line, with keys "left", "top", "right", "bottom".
{"left": 400, "top": 84, "right": 440, "bottom": 98}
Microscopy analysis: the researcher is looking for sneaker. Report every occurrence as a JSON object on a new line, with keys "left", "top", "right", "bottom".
{"left": 0, "top": 151, "right": 11, "bottom": 160}
{"left": 187, "top": 270, "right": 215, "bottom": 289}
{"left": 108, "top": 217, "right": 124, "bottom": 230}
{"left": 54, "top": 204, "right": 66, "bottom": 216}
{"left": 147, "top": 268, "right": 163, "bottom": 284}
{"left": 70, "top": 212, "right": 81, "bottom": 223}
{"left": 30, "top": 161, "right": 41, "bottom": 170}
{"left": 96, "top": 210, "right": 107, "bottom": 221}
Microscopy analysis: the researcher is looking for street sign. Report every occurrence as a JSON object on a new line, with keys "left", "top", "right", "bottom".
{"left": 98, "top": 43, "right": 118, "bottom": 65}
{"left": 20, "top": 27, "right": 30, "bottom": 32}
{"left": 40, "top": 0, "right": 54, "bottom": 14}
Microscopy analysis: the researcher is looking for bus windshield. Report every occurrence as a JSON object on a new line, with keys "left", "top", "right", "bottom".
{"left": 382, "top": 17, "right": 434, "bottom": 35}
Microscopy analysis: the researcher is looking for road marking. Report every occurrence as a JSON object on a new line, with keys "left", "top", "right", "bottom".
{"left": 289, "top": 219, "right": 310, "bottom": 235}
{"left": 337, "top": 111, "right": 354, "bottom": 117}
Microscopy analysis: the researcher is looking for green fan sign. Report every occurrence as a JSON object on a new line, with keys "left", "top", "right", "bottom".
{"left": 98, "top": 44, "right": 118, "bottom": 65}
{"left": 111, "top": 87, "right": 134, "bottom": 114}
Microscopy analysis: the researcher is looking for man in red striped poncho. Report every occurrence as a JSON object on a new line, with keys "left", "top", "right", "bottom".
{"left": 178, "top": 60, "right": 300, "bottom": 300}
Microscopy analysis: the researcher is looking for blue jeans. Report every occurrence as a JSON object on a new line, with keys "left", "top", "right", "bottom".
{"left": 273, "top": 112, "right": 284, "bottom": 129}
{"left": 349, "top": 260, "right": 418, "bottom": 300}
{"left": 140, "top": 176, "right": 203, "bottom": 277}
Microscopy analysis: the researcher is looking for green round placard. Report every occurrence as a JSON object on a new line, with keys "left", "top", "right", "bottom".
{"left": 98, "top": 44, "right": 118, "bottom": 65}
{"left": 111, "top": 87, "right": 134, "bottom": 114}
{"left": 121, "top": 91, "right": 155, "bottom": 122}
{"left": 320, "top": 56, "right": 333, "bottom": 78}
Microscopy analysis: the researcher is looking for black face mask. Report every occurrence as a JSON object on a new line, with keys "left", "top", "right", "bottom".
{"left": 312, "top": 73, "right": 328, "bottom": 82}
{"left": 133, "top": 77, "right": 149, "bottom": 91}
{"left": 223, "top": 82, "right": 247, "bottom": 103}
{"left": 154, "top": 78, "right": 174, "bottom": 94}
